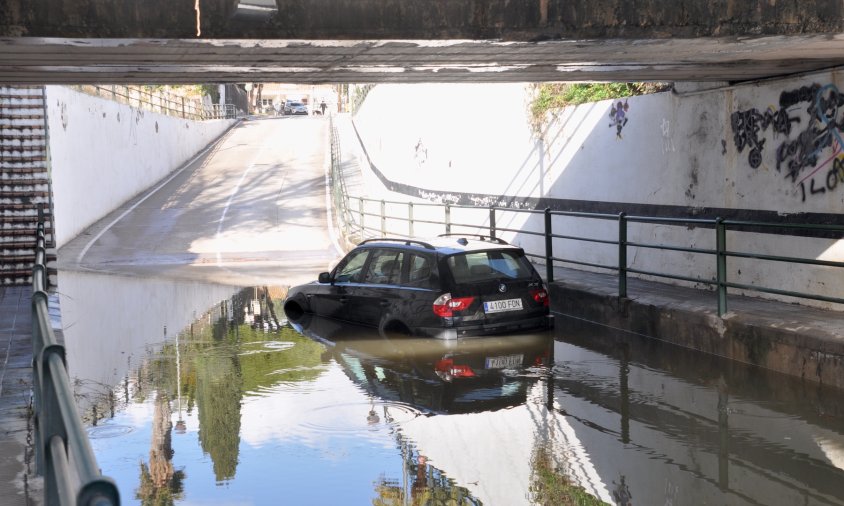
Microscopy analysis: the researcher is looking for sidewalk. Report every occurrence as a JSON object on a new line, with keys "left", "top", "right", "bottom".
{"left": 0, "top": 286, "right": 40, "bottom": 506}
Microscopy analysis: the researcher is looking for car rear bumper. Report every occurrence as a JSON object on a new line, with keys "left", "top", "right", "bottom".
{"left": 421, "top": 314, "right": 554, "bottom": 340}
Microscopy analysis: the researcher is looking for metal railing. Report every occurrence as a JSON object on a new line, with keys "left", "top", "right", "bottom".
{"left": 71, "top": 85, "right": 238, "bottom": 120}
{"left": 32, "top": 222, "right": 120, "bottom": 505}
{"left": 326, "top": 129, "right": 844, "bottom": 316}
{"left": 334, "top": 196, "right": 844, "bottom": 315}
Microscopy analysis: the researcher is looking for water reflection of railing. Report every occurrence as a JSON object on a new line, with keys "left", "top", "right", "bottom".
{"left": 31, "top": 222, "right": 120, "bottom": 505}
{"left": 545, "top": 323, "right": 844, "bottom": 505}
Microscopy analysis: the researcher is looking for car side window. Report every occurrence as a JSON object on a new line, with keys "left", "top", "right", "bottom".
{"left": 334, "top": 249, "right": 369, "bottom": 283}
{"left": 404, "top": 254, "right": 433, "bottom": 288}
{"left": 362, "top": 249, "right": 403, "bottom": 285}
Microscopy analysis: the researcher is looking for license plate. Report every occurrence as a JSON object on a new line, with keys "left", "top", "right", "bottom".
{"left": 483, "top": 298, "right": 523, "bottom": 314}
{"left": 486, "top": 354, "right": 524, "bottom": 369}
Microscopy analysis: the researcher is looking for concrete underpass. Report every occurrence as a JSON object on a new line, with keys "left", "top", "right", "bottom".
{"left": 2, "top": 3, "right": 844, "bottom": 504}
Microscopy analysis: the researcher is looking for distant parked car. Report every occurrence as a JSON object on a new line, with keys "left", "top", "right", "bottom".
{"left": 283, "top": 101, "right": 308, "bottom": 115}
{"left": 283, "top": 235, "right": 553, "bottom": 339}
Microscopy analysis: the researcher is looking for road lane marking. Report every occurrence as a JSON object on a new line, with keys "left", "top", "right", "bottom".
{"left": 77, "top": 132, "right": 231, "bottom": 264}
{"left": 215, "top": 137, "right": 272, "bottom": 266}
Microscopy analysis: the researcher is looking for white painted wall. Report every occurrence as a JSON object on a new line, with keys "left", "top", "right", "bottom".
{"left": 46, "top": 86, "right": 236, "bottom": 247}
{"left": 352, "top": 73, "right": 844, "bottom": 310}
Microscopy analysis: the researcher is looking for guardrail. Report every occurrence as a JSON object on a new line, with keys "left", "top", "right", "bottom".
{"left": 326, "top": 134, "right": 844, "bottom": 316}
{"left": 71, "top": 85, "right": 238, "bottom": 120}
{"left": 32, "top": 222, "right": 120, "bottom": 505}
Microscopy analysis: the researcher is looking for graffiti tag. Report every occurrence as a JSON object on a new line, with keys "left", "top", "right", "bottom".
{"left": 730, "top": 83, "right": 844, "bottom": 201}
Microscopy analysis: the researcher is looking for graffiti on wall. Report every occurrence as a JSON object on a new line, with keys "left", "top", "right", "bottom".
{"left": 730, "top": 83, "right": 844, "bottom": 201}
{"left": 609, "top": 100, "right": 629, "bottom": 139}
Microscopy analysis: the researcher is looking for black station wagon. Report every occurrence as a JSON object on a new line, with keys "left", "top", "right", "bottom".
{"left": 283, "top": 235, "right": 553, "bottom": 339}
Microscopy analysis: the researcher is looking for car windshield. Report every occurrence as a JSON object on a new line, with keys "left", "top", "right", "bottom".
{"left": 291, "top": 102, "right": 303, "bottom": 107}
{"left": 446, "top": 250, "right": 534, "bottom": 283}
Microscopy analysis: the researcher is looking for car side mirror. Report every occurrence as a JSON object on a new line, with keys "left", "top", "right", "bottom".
{"left": 318, "top": 272, "right": 332, "bottom": 284}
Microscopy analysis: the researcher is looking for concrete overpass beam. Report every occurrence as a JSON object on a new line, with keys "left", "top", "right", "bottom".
{"left": 1, "top": 0, "right": 842, "bottom": 40}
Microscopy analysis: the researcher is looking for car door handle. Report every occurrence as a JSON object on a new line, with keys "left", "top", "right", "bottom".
{"left": 339, "top": 297, "right": 349, "bottom": 303}
{"left": 379, "top": 300, "right": 390, "bottom": 307}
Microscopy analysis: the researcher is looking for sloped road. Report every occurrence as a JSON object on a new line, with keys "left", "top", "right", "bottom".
{"left": 57, "top": 115, "right": 343, "bottom": 287}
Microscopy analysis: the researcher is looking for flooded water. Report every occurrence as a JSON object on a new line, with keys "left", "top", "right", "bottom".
{"left": 60, "top": 271, "right": 844, "bottom": 506}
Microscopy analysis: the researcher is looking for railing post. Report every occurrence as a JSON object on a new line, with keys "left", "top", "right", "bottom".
{"left": 408, "top": 202, "right": 414, "bottom": 238}
{"left": 31, "top": 294, "right": 45, "bottom": 476}
{"left": 716, "top": 217, "right": 728, "bottom": 316}
{"left": 545, "top": 208, "right": 554, "bottom": 283}
{"left": 40, "top": 345, "right": 67, "bottom": 504}
{"left": 489, "top": 206, "right": 496, "bottom": 240}
{"left": 618, "top": 212, "right": 627, "bottom": 299}
{"left": 445, "top": 204, "right": 451, "bottom": 235}
{"left": 358, "top": 198, "right": 364, "bottom": 238}
{"left": 381, "top": 200, "right": 386, "bottom": 237}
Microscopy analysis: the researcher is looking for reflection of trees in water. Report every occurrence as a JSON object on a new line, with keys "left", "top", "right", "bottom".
{"left": 196, "top": 350, "right": 242, "bottom": 481}
{"left": 138, "top": 287, "right": 325, "bottom": 485}
{"left": 373, "top": 434, "right": 481, "bottom": 506}
{"left": 136, "top": 391, "right": 185, "bottom": 505}
{"left": 528, "top": 444, "right": 607, "bottom": 506}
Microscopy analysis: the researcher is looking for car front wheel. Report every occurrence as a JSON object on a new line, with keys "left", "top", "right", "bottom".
{"left": 283, "top": 299, "right": 306, "bottom": 322}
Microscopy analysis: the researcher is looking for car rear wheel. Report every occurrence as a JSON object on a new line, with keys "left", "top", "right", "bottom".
{"left": 380, "top": 320, "right": 412, "bottom": 339}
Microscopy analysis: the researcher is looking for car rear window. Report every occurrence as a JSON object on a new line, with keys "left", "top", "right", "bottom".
{"left": 446, "top": 250, "right": 534, "bottom": 283}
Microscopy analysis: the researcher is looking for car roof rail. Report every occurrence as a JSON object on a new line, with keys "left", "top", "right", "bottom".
{"left": 358, "top": 237, "right": 436, "bottom": 250}
{"left": 436, "top": 233, "right": 510, "bottom": 245}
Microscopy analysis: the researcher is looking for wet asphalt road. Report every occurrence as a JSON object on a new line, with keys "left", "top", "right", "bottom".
{"left": 56, "top": 115, "right": 343, "bottom": 287}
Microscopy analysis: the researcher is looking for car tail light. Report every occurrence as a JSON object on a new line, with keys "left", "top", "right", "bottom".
{"left": 434, "top": 358, "right": 476, "bottom": 380}
{"left": 432, "top": 293, "right": 475, "bottom": 317}
{"left": 530, "top": 288, "right": 550, "bottom": 307}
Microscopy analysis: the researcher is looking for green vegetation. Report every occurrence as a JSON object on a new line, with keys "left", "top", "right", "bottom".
{"left": 134, "top": 287, "right": 329, "bottom": 491}
{"left": 352, "top": 84, "right": 376, "bottom": 114}
{"left": 530, "top": 446, "right": 609, "bottom": 506}
{"left": 529, "top": 82, "right": 671, "bottom": 135}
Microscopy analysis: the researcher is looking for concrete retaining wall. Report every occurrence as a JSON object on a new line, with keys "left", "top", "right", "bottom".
{"left": 549, "top": 277, "right": 844, "bottom": 390}
{"left": 352, "top": 72, "right": 844, "bottom": 310}
{"left": 45, "top": 86, "right": 236, "bottom": 248}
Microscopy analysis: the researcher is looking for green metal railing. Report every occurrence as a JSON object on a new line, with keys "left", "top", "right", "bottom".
{"left": 335, "top": 196, "right": 844, "bottom": 316}
{"left": 32, "top": 222, "right": 120, "bottom": 505}
{"left": 326, "top": 121, "right": 844, "bottom": 317}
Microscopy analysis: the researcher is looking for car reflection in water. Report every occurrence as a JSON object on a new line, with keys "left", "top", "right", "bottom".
{"left": 289, "top": 313, "right": 553, "bottom": 415}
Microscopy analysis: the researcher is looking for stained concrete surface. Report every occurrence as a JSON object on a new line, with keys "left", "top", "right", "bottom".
{"left": 0, "top": 287, "right": 40, "bottom": 506}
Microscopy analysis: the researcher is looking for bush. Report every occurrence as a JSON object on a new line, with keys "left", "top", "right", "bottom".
{"left": 529, "top": 82, "right": 672, "bottom": 135}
